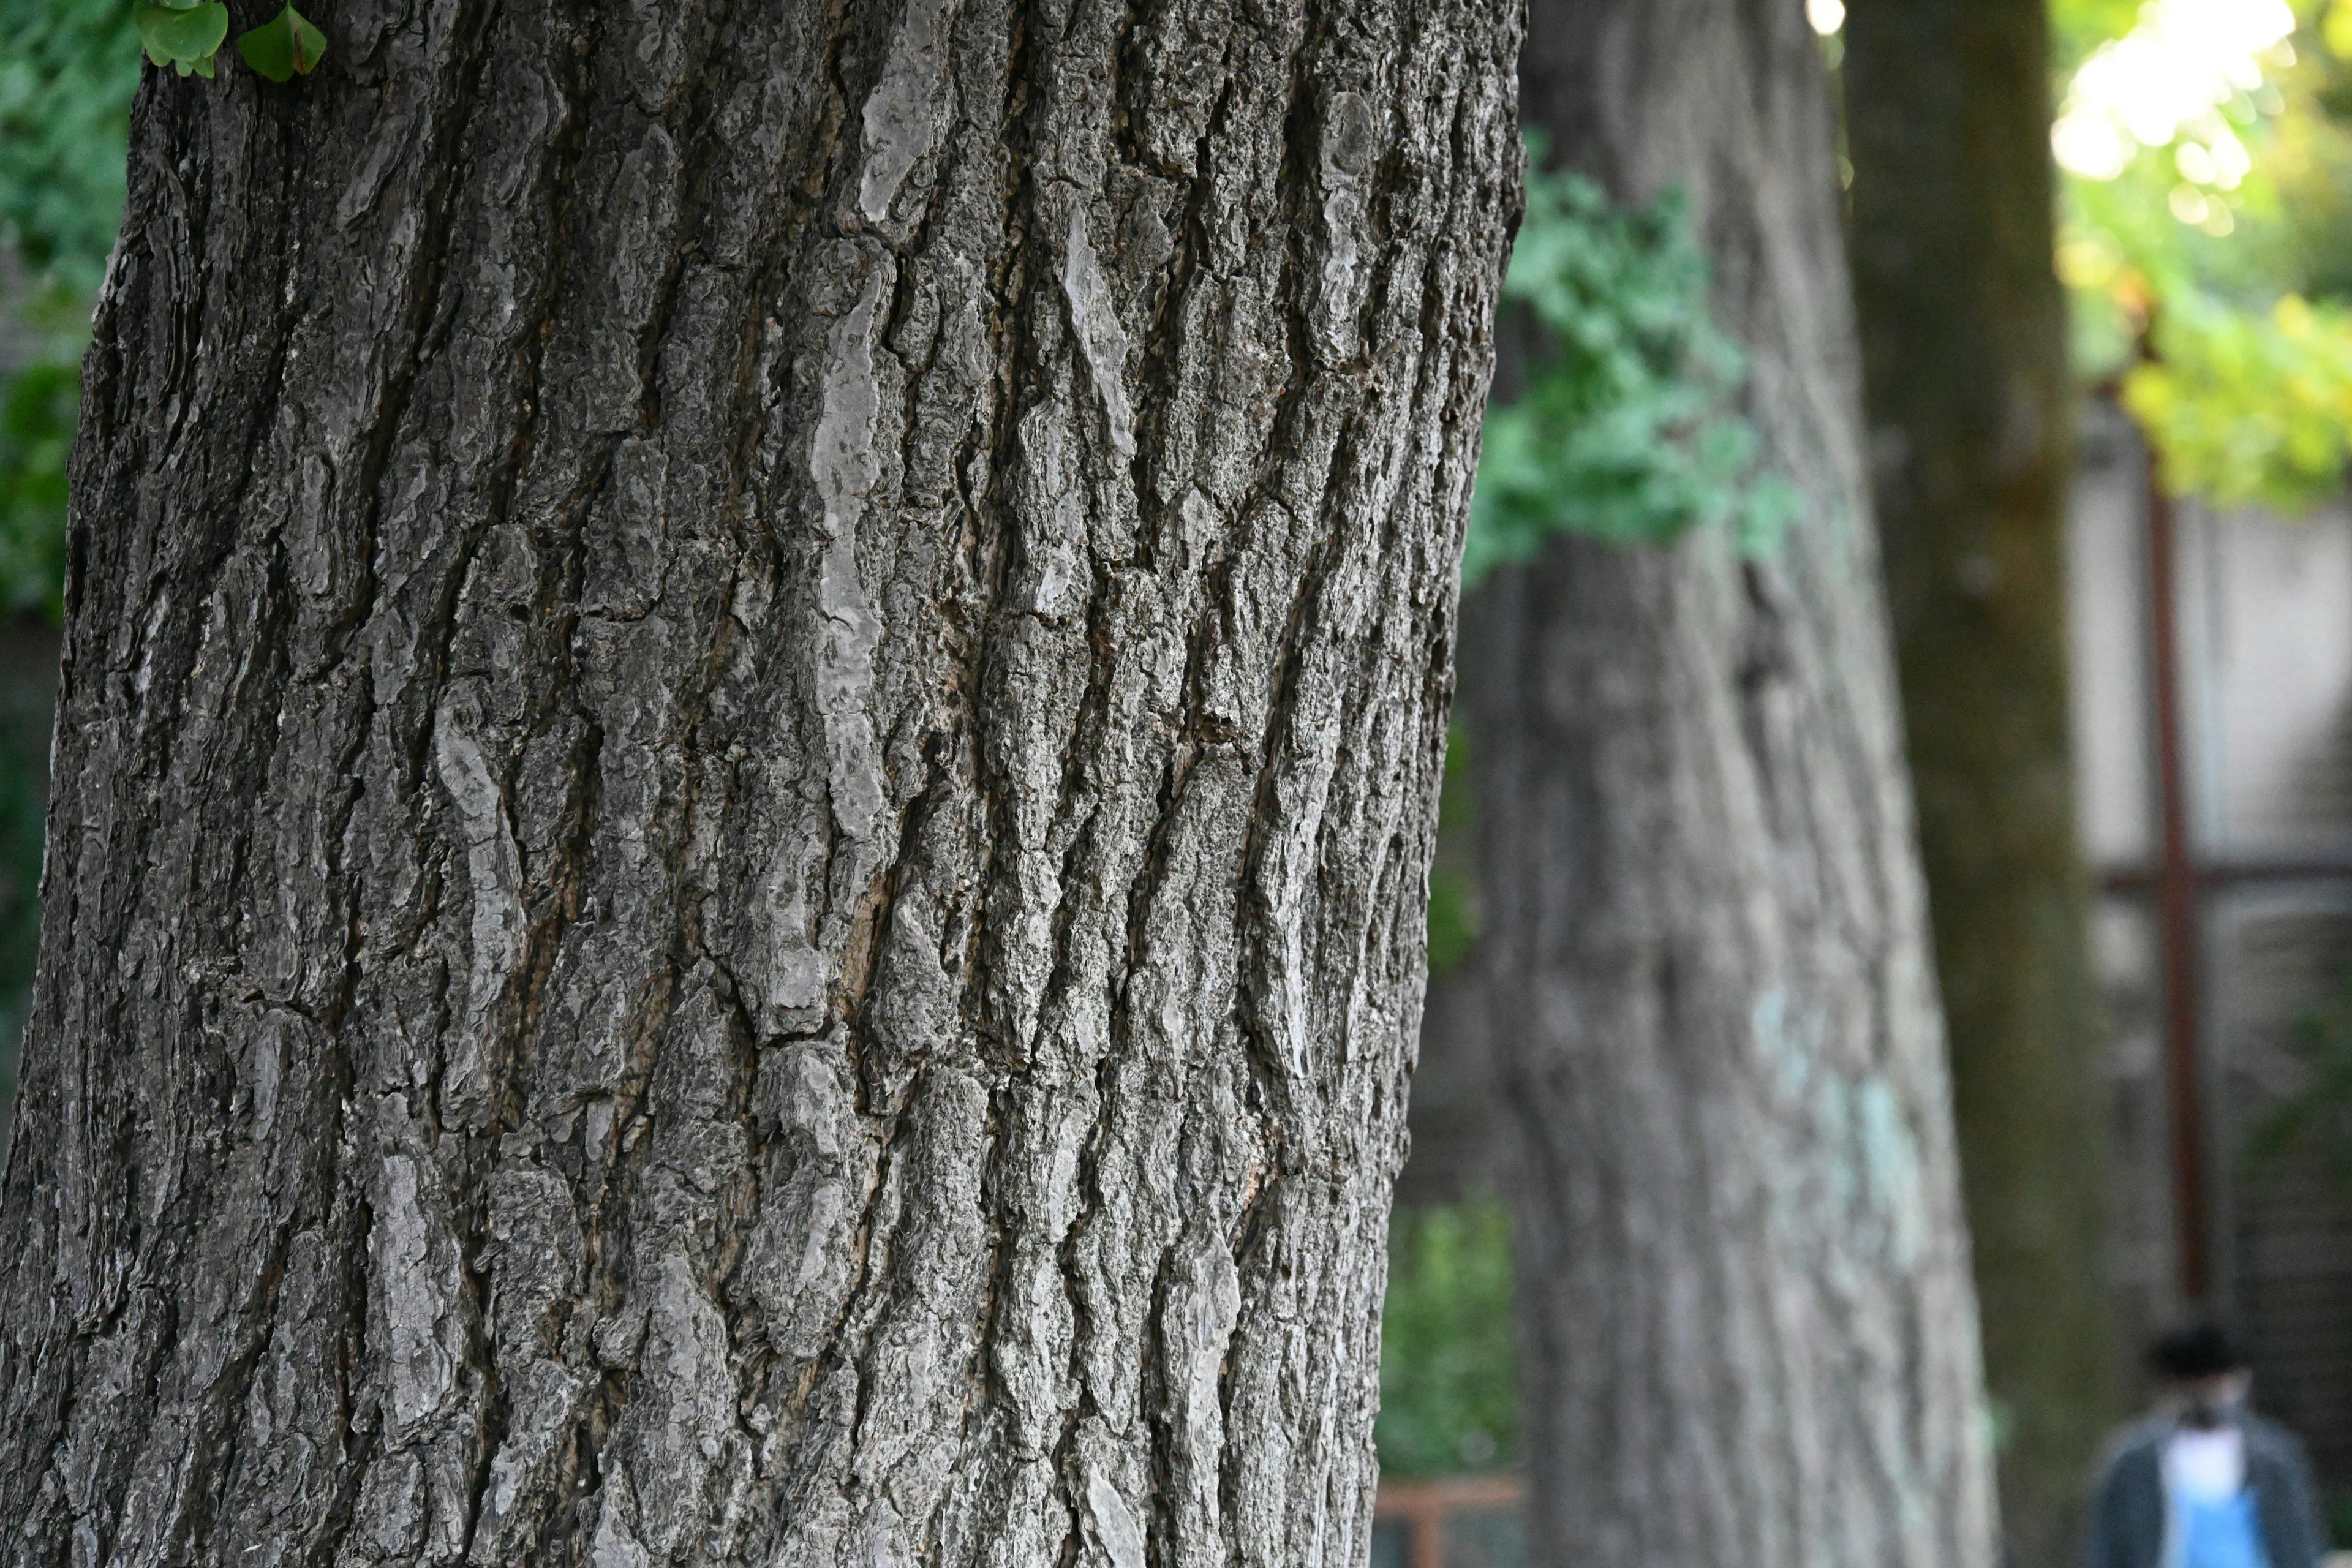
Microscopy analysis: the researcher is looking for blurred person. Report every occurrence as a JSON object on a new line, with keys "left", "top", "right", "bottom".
{"left": 2086, "top": 1322, "right": 2329, "bottom": 1568}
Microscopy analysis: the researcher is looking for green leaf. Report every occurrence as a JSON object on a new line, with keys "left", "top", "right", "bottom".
{"left": 134, "top": 1, "right": 225, "bottom": 74}
{"left": 1463, "top": 134, "right": 1794, "bottom": 586}
{"left": 234, "top": 3, "right": 325, "bottom": 81}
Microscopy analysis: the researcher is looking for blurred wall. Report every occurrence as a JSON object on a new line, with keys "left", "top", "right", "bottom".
{"left": 2071, "top": 399, "right": 2352, "bottom": 1501}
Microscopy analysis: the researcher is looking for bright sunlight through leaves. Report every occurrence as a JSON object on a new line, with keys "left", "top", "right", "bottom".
{"left": 2052, "top": 0, "right": 2296, "bottom": 180}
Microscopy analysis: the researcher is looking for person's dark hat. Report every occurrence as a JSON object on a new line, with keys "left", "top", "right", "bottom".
{"left": 2147, "top": 1321, "right": 2247, "bottom": 1381}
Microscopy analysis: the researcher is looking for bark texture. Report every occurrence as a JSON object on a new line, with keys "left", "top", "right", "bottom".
{"left": 1461, "top": 3, "right": 1998, "bottom": 1565}
{"left": 1844, "top": 4, "right": 2125, "bottom": 1562}
{"left": 0, "top": 1, "right": 1520, "bottom": 1561}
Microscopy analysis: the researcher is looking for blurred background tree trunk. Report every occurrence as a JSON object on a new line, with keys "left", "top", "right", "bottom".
{"left": 1460, "top": 1, "right": 1997, "bottom": 1564}
{"left": 1844, "top": 3, "right": 2127, "bottom": 1561}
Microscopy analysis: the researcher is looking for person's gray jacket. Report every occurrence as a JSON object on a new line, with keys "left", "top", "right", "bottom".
{"left": 2084, "top": 1414, "right": 2328, "bottom": 1568}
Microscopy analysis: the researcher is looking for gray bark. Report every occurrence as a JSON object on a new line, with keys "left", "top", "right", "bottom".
{"left": 1461, "top": 2, "right": 1999, "bottom": 1565}
{"left": 0, "top": 0, "right": 1520, "bottom": 1561}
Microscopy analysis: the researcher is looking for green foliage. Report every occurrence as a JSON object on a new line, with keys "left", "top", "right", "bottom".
{"left": 131, "top": 0, "right": 326, "bottom": 83}
{"left": 0, "top": 0, "right": 138, "bottom": 292}
{"left": 1463, "top": 141, "right": 1796, "bottom": 587}
{"left": 2050, "top": 0, "right": 2148, "bottom": 72}
{"left": 0, "top": 662, "right": 48, "bottom": 1109}
{"left": 1425, "top": 727, "right": 1478, "bottom": 979}
{"left": 233, "top": 4, "right": 326, "bottom": 83}
{"left": 0, "top": 361, "right": 74, "bottom": 620}
{"left": 2245, "top": 967, "right": 2352, "bottom": 1194}
{"left": 135, "top": 1, "right": 227, "bottom": 78}
{"left": 1424, "top": 869, "right": 1477, "bottom": 979}
{"left": 2056, "top": 1, "right": 2352, "bottom": 512}
{"left": 2125, "top": 292, "right": 2352, "bottom": 511}
{"left": 1378, "top": 1199, "right": 1520, "bottom": 1479}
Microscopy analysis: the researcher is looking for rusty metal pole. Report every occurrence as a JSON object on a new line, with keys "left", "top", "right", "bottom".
{"left": 1412, "top": 1502, "right": 1444, "bottom": 1568}
{"left": 2145, "top": 454, "right": 2211, "bottom": 1303}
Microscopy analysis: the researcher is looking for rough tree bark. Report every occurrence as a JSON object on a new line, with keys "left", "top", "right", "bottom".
{"left": 1844, "top": 4, "right": 2125, "bottom": 1562}
{"left": 1461, "top": 2, "right": 1999, "bottom": 1566}
{"left": 0, "top": 0, "right": 1520, "bottom": 1561}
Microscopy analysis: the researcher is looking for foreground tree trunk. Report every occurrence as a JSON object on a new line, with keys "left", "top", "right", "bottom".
{"left": 0, "top": 2, "right": 1520, "bottom": 1560}
{"left": 1844, "top": 4, "right": 2125, "bottom": 1562}
{"left": 1462, "top": 3, "right": 1998, "bottom": 1565}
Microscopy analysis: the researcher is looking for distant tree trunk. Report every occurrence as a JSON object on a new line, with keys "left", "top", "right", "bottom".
{"left": 1844, "top": 3, "right": 2125, "bottom": 1562}
{"left": 1461, "top": 2, "right": 1998, "bottom": 1565}
{"left": 0, "top": 1, "right": 1520, "bottom": 1559}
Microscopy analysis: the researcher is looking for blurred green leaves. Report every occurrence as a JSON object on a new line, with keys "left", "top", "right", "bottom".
{"left": 0, "top": 0, "right": 137, "bottom": 292}
{"left": 2051, "top": 0, "right": 2150, "bottom": 71}
{"left": 0, "top": 0, "right": 133, "bottom": 622}
{"left": 1425, "top": 726, "right": 1479, "bottom": 979}
{"left": 2126, "top": 292, "right": 2352, "bottom": 512}
{"left": 0, "top": 662, "right": 49, "bottom": 1113}
{"left": 1425, "top": 870, "right": 1478, "bottom": 979}
{"left": 2057, "top": 1, "right": 2352, "bottom": 513}
{"left": 1464, "top": 138, "right": 1796, "bottom": 587}
{"left": 1378, "top": 1200, "right": 1520, "bottom": 1479}
{"left": 0, "top": 361, "right": 73, "bottom": 620}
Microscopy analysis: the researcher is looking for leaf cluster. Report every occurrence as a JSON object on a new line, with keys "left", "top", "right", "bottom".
{"left": 2126, "top": 292, "right": 2352, "bottom": 512}
{"left": 1463, "top": 142, "right": 1796, "bottom": 588}
{"left": 136, "top": 1, "right": 324, "bottom": 83}
{"left": 2057, "top": 1, "right": 2352, "bottom": 513}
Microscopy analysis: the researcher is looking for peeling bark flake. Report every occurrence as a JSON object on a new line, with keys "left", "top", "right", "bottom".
{"left": 1061, "top": 207, "right": 1137, "bottom": 460}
